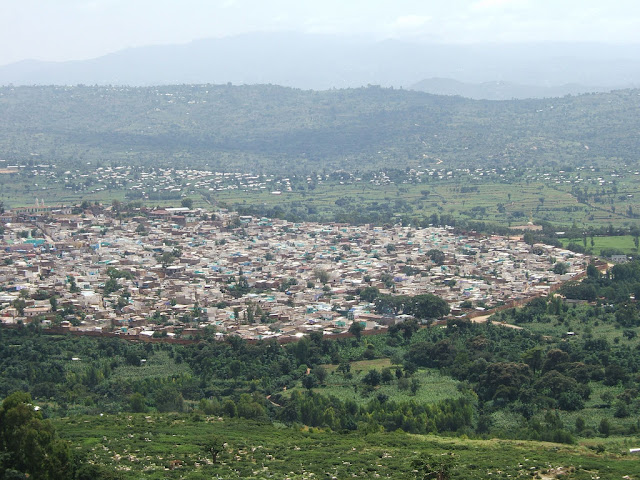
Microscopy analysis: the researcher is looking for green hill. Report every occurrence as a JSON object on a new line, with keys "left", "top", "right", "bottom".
{"left": 1, "top": 85, "right": 639, "bottom": 173}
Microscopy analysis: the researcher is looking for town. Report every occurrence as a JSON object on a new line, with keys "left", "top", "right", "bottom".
{"left": 0, "top": 202, "right": 587, "bottom": 342}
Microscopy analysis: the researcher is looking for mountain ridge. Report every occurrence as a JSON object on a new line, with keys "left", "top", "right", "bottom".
{"left": 1, "top": 33, "right": 639, "bottom": 97}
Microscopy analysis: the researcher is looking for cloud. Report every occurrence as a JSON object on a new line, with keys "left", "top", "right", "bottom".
{"left": 391, "top": 15, "right": 432, "bottom": 31}
{"left": 471, "top": 0, "right": 524, "bottom": 10}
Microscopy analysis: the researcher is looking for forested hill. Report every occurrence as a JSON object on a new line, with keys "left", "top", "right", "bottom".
{"left": 1, "top": 84, "right": 639, "bottom": 173}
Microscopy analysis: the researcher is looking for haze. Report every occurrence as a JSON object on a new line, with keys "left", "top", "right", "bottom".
{"left": 3, "top": 0, "right": 640, "bottom": 66}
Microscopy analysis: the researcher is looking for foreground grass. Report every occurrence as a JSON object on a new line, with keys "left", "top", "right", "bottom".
{"left": 54, "top": 413, "right": 639, "bottom": 479}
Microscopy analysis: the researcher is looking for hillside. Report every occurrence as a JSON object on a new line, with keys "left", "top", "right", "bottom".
{"left": 409, "top": 77, "right": 608, "bottom": 100}
{"left": 1, "top": 84, "right": 640, "bottom": 173}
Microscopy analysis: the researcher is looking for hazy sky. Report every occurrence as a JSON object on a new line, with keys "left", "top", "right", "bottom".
{"left": 2, "top": 0, "right": 640, "bottom": 66}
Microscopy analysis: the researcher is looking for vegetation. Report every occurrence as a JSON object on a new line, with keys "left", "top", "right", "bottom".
{"left": 2, "top": 85, "right": 640, "bottom": 173}
{"left": 49, "top": 413, "right": 638, "bottom": 479}
{"left": 4, "top": 85, "right": 640, "bottom": 232}
{"left": 2, "top": 251, "right": 640, "bottom": 475}
{"left": 4, "top": 83, "right": 640, "bottom": 475}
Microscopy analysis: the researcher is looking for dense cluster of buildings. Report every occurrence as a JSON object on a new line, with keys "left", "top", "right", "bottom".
{"left": 0, "top": 205, "right": 586, "bottom": 341}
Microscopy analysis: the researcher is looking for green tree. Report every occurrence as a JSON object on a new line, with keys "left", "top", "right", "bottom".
{"left": 521, "top": 347, "right": 544, "bottom": 375}
{"left": 205, "top": 437, "right": 224, "bottom": 463}
{"left": 426, "top": 249, "right": 445, "bottom": 265}
{"left": 337, "top": 361, "right": 351, "bottom": 377}
{"left": 411, "top": 453, "right": 454, "bottom": 480}
{"left": 68, "top": 276, "right": 80, "bottom": 293}
{"left": 598, "top": 418, "right": 611, "bottom": 437}
{"left": 410, "top": 378, "right": 420, "bottom": 395}
{"left": 12, "top": 299, "right": 26, "bottom": 316}
{"left": 0, "top": 392, "right": 73, "bottom": 480}
{"left": 359, "top": 286, "right": 380, "bottom": 303}
{"left": 302, "top": 374, "right": 317, "bottom": 390}
{"left": 410, "top": 294, "right": 450, "bottom": 320}
{"left": 128, "top": 393, "right": 147, "bottom": 413}
{"left": 553, "top": 262, "right": 569, "bottom": 275}
{"left": 348, "top": 321, "right": 364, "bottom": 341}
{"left": 103, "top": 277, "right": 121, "bottom": 296}
{"left": 154, "top": 385, "right": 184, "bottom": 412}
{"left": 362, "top": 369, "right": 381, "bottom": 387}
{"left": 314, "top": 268, "right": 330, "bottom": 284}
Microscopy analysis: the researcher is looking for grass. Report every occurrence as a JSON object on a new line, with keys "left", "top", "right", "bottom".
{"left": 284, "top": 358, "right": 464, "bottom": 406}
{"left": 54, "top": 413, "right": 640, "bottom": 479}
{"left": 110, "top": 350, "right": 193, "bottom": 381}
{"left": 6, "top": 166, "right": 640, "bottom": 230}
{"left": 321, "top": 358, "right": 393, "bottom": 373}
{"left": 561, "top": 235, "right": 640, "bottom": 255}
{"left": 491, "top": 304, "right": 640, "bottom": 349}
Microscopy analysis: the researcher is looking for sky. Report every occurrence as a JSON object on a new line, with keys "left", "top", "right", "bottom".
{"left": 2, "top": 0, "right": 640, "bottom": 66}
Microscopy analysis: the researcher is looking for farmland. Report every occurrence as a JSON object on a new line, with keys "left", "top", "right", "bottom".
{"left": 54, "top": 413, "right": 640, "bottom": 479}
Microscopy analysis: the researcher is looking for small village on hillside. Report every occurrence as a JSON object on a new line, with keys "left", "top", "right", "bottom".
{"left": 0, "top": 203, "right": 587, "bottom": 342}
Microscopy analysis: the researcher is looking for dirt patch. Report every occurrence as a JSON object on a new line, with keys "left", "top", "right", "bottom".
{"left": 538, "top": 466, "right": 572, "bottom": 479}
{"left": 470, "top": 314, "right": 523, "bottom": 330}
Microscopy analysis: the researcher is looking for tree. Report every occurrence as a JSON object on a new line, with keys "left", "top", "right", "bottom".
{"left": 375, "top": 294, "right": 407, "bottom": 316}
{"left": 49, "top": 296, "right": 58, "bottom": 312}
{"left": 314, "top": 268, "right": 330, "bottom": 284}
{"left": 181, "top": 198, "right": 194, "bottom": 209}
{"left": 598, "top": 418, "right": 611, "bottom": 437}
{"left": 311, "top": 366, "right": 328, "bottom": 385}
{"left": 302, "top": 374, "right": 317, "bottom": 390}
{"left": 521, "top": 347, "right": 544, "bottom": 375}
{"left": 154, "top": 385, "right": 184, "bottom": 412}
{"left": 426, "top": 249, "right": 445, "bottom": 265}
{"left": 337, "top": 361, "right": 351, "bottom": 377}
{"left": 205, "top": 437, "right": 224, "bottom": 463}
{"left": 156, "top": 251, "right": 178, "bottom": 270}
{"left": 128, "top": 393, "right": 147, "bottom": 413}
{"left": 12, "top": 298, "right": 26, "bottom": 316}
{"left": 381, "top": 368, "right": 394, "bottom": 384}
{"left": 411, "top": 454, "right": 454, "bottom": 480}
{"left": 68, "top": 276, "right": 80, "bottom": 293}
{"left": 0, "top": 392, "right": 73, "bottom": 479}
{"left": 348, "top": 321, "right": 363, "bottom": 341}
{"left": 359, "top": 286, "right": 380, "bottom": 303}
{"left": 410, "top": 378, "right": 420, "bottom": 395}
{"left": 103, "top": 277, "right": 121, "bottom": 296}
{"left": 553, "top": 262, "right": 569, "bottom": 275}
{"left": 362, "top": 369, "right": 381, "bottom": 387}
{"left": 410, "top": 294, "right": 450, "bottom": 320}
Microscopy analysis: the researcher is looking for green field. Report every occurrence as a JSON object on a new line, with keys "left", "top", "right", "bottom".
{"left": 492, "top": 302, "right": 640, "bottom": 347}
{"left": 561, "top": 235, "right": 640, "bottom": 255}
{"left": 54, "top": 413, "right": 640, "bottom": 479}
{"left": 6, "top": 163, "right": 640, "bottom": 231}
{"left": 286, "top": 359, "right": 463, "bottom": 406}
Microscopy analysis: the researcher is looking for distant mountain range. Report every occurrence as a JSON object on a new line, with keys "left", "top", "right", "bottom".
{"left": 1, "top": 33, "right": 639, "bottom": 99}
{"left": 409, "top": 78, "right": 613, "bottom": 100}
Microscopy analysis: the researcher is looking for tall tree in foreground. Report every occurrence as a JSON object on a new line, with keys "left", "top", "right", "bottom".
{"left": 0, "top": 392, "right": 73, "bottom": 480}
